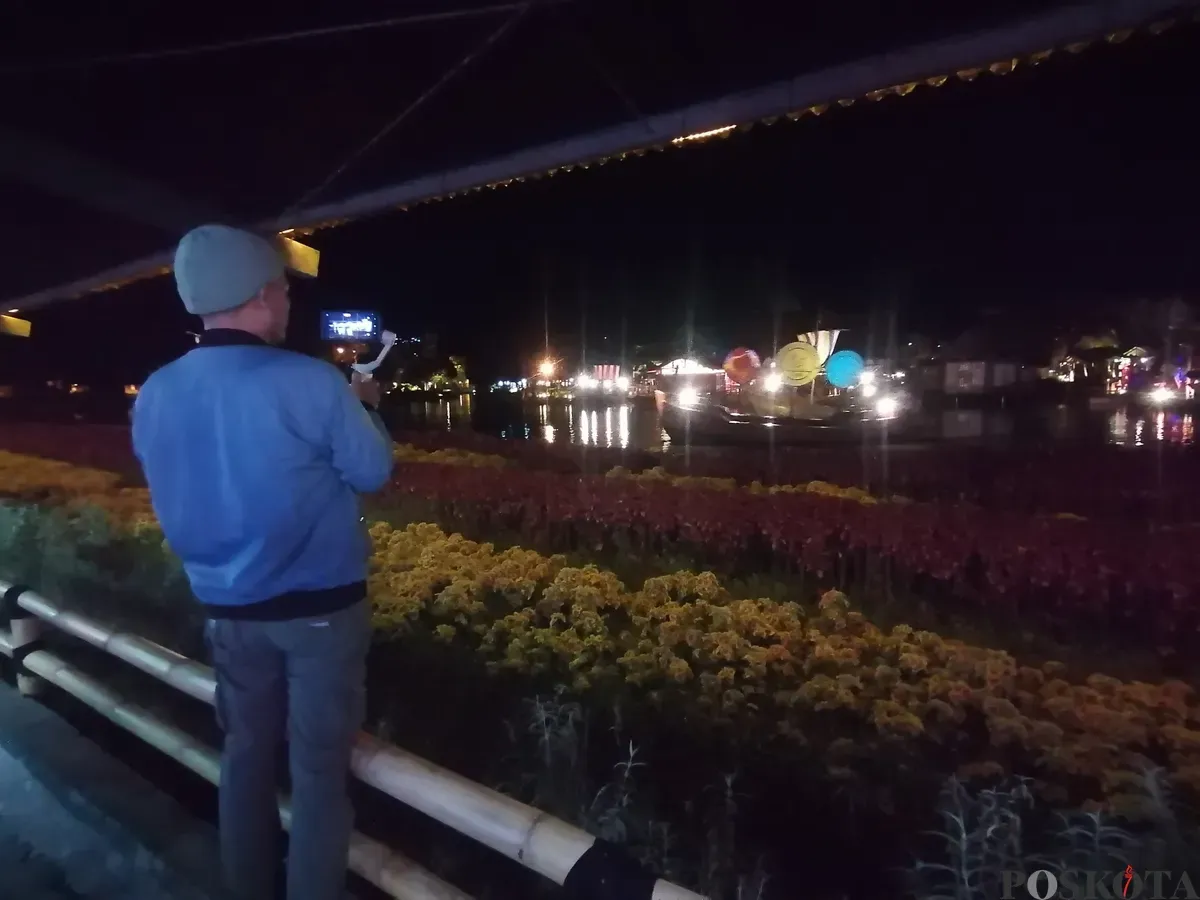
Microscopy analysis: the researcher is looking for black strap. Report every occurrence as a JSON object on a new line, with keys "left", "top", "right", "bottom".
{"left": 1, "top": 584, "right": 32, "bottom": 625}
{"left": 196, "top": 328, "right": 268, "bottom": 348}
{"left": 11, "top": 638, "right": 46, "bottom": 672}
{"left": 562, "top": 840, "right": 657, "bottom": 900}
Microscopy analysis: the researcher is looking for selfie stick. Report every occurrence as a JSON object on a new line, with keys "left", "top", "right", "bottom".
{"left": 349, "top": 330, "right": 397, "bottom": 381}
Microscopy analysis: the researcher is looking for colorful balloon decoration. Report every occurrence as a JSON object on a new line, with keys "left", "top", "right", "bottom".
{"left": 775, "top": 340, "right": 821, "bottom": 387}
{"left": 799, "top": 329, "right": 842, "bottom": 365}
{"left": 723, "top": 347, "right": 761, "bottom": 385}
{"left": 825, "top": 349, "right": 865, "bottom": 388}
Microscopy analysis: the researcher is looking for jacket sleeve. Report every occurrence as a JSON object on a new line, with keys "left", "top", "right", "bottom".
{"left": 129, "top": 382, "right": 154, "bottom": 467}
{"left": 327, "top": 372, "right": 394, "bottom": 493}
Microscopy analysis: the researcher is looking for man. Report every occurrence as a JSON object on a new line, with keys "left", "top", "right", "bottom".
{"left": 132, "top": 224, "right": 393, "bottom": 900}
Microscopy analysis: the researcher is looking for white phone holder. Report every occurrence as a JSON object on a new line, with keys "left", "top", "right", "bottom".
{"left": 349, "top": 330, "right": 397, "bottom": 381}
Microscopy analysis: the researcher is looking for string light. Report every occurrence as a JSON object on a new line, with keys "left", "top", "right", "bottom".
{"left": 287, "top": 18, "right": 1183, "bottom": 228}
{"left": 670, "top": 124, "right": 736, "bottom": 144}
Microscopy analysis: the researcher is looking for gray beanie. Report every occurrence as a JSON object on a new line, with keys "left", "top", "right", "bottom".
{"left": 173, "top": 224, "right": 285, "bottom": 316}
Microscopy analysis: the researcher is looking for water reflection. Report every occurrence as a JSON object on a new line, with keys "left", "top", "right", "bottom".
{"left": 398, "top": 397, "right": 654, "bottom": 448}
{"left": 1109, "top": 408, "right": 1193, "bottom": 447}
{"left": 4, "top": 388, "right": 1197, "bottom": 450}
{"left": 347, "top": 398, "right": 1200, "bottom": 450}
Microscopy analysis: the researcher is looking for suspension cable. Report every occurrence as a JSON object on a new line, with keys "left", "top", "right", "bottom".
{"left": 277, "top": 2, "right": 534, "bottom": 222}
{"left": 2, "top": 2, "right": 557, "bottom": 75}
{"left": 548, "top": 3, "right": 652, "bottom": 132}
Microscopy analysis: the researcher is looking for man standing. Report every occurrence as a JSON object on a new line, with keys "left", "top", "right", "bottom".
{"left": 132, "top": 224, "right": 393, "bottom": 900}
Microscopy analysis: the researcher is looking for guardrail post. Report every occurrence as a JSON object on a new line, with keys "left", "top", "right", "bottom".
{"left": 1, "top": 585, "right": 45, "bottom": 696}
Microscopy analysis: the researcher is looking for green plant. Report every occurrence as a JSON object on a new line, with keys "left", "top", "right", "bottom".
{"left": 0, "top": 502, "right": 201, "bottom": 655}
{"left": 912, "top": 777, "right": 1040, "bottom": 900}
{"left": 910, "top": 770, "right": 1200, "bottom": 900}
{"left": 505, "top": 687, "right": 773, "bottom": 898}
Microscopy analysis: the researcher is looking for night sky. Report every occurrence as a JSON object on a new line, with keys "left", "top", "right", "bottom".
{"left": 2, "top": 4, "right": 1198, "bottom": 384}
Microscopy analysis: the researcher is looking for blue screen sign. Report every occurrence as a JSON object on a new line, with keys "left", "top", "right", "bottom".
{"left": 321, "top": 310, "right": 379, "bottom": 342}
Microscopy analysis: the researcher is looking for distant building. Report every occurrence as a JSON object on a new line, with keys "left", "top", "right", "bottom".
{"left": 916, "top": 319, "right": 1048, "bottom": 397}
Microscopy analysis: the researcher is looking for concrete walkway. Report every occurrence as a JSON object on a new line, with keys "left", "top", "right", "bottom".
{"left": 0, "top": 681, "right": 227, "bottom": 900}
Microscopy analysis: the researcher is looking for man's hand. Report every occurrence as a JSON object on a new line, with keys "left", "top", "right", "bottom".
{"left": 350, "top": 372, "right": 382, "bottom": 409}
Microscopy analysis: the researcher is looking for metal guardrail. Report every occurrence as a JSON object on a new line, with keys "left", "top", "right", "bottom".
{"left": 0, "top": 579, "right": 705, "bottom": 900}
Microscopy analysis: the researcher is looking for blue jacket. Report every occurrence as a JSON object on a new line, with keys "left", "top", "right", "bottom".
{"left": 132, "top": 330, "right": 393, "bottom": 618}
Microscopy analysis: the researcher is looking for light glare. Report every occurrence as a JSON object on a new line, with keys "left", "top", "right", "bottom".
{"left": 876, "top": 396, "right": 899, "bottom": 418}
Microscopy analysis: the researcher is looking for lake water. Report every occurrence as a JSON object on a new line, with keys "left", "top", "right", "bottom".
{"left": 1, "top": 392, "right": 1195, "bottom": 449}
{"left": 389, "top": 395, "right": 1196, "bottom": 449}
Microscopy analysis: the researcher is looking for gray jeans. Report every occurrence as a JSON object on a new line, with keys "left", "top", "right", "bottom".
{"left": 205, "top": 601, "right": 371, "bottom": 900}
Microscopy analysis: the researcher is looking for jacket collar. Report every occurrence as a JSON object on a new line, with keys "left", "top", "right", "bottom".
{"left": 197, "top": 329, "right": 269, "bottom": 348}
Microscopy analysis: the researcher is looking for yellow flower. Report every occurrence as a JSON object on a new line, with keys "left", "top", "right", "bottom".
{"left": 667, "top": 657, "right": 696, "bottom": 681}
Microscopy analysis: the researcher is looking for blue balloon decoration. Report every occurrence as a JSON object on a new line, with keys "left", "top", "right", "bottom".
{"left": 825, "top": 350, "right": 865, "bottom": 388}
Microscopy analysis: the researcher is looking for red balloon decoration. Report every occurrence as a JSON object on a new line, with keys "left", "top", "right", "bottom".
{"left": 723, "top": 347, "right": 761, "bottom": 385}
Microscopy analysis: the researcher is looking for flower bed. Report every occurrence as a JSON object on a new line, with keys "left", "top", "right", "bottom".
{"left": 3, "top": 476, "right": 1198, "bottom": 816}
{"left": 383, "top": 462, "right": 1200, "bottom": 658}
{"left": 395, "top": 440, "right": 890, "bottom": 505}
{"left": 368, "top": 520, "right": 1200, "bottom": 810}
{"left": 0, "top": 424, "right": 140, "bottom": 476}
{"left": 395, "top": 429, "right": 1200, "bottom": 522}
{"left": 394, "top": 429, "right": 644, "bottom": 475}
{"left": 4, "top": 446, "right": 1200, "bottom": 896}
{"left": 392, "top": 443, "right": 508, "bottom": 468}
{"left": 5, "top": 422, "right": 1200, "bottom": 520}
{"left": 3, "top": 428, "right": 1197, "bottom": 657}
{"left": 0, "top": 450, "right": 155, "bottom": 523}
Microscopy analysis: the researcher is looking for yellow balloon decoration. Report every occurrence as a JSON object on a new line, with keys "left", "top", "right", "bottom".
{"left": 775, "top": 341, "right": 821, "bottom": 386}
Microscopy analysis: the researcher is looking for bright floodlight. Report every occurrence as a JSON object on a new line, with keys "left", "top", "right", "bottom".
{"left": 763, "top": 372, "right": 783, "bottom": 393}
{"left": 876, "top": 396, "right": 900, "bottom": 419}
{"left": 616, "top": 375, "right": 631, "bottom": 391}
{"left": 859, "top": 370, "right": 876, "bottom": 385}
{"left": 538, "top": 359, "right": 555, "bottom": 378}
{"left": 678, "top": 386, "right": 701, "bottom": 408}
{"left": 577, "top": 373, "right": 596, "bottom": 389}
{"left": 861, "top": 382, "right": 879, "bottom": 399}
{"left": 1149, "top": 386, "right": 1174, "bottom": 404}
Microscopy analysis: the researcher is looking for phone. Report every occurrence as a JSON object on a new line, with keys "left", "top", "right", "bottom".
{"left": 321, "top": 310, "right": 379, "bottom": 342}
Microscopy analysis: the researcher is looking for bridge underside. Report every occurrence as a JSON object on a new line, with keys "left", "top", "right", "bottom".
{"left": 3, "top": 0, "right": 1194, "bottom": 312}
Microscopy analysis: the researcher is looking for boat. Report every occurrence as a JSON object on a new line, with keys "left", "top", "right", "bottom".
{"left": 660, "top": 397, "right": 911, "bottom": 446}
